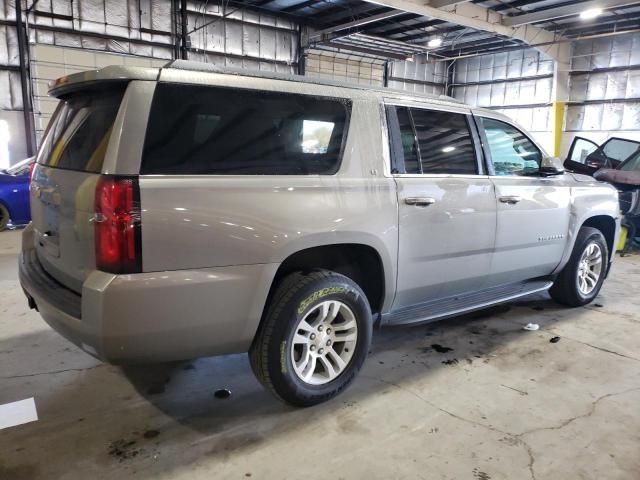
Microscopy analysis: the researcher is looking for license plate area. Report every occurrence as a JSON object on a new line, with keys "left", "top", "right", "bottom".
{"left": 35, "top": 187, "right": 61, "bottom": 258}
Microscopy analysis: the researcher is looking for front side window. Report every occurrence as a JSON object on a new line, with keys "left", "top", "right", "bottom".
{"left": 141, "top": 84, "right": 351, "bottom": 175}
{"left": 480, "top": 117, "right": 542, "bottom": 176}
{"left": 387, "top": 106, "right": 478, "bottom": 175}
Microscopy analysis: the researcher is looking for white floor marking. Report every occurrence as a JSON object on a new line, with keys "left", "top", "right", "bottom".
{"left": 0, "top": 397, "right": 38, "bottom": 430}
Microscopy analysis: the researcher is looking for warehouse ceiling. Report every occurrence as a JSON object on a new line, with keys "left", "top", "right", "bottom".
{"left": 238, "top": 0, "right": 640, "bottom": 59}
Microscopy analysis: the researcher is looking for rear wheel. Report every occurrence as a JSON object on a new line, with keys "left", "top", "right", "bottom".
{"left": 0, "top": 204, "right": 9, "bottom": 232}
{"left": 550, "top": 227, "right": 608, "bottom": 307}
{"left": 250, "top": 270, "right": 372, "bottom": 406}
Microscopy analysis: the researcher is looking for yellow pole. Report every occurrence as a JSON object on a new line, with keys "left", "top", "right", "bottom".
{"left": 551, "top": 101, "right": 565, "bottom": 158}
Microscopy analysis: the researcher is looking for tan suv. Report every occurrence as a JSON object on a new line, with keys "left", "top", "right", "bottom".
{"left": 20, "top": 61, "right": 620, "bottom": 406}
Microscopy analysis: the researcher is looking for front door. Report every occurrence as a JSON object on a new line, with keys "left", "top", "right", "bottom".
{"left": 387, "top": 104, "right": 496, "bottom": 311}
{"left": 475, "top": 115, "right": 571, "bottom": 285}
{"left": 564, "top": 136, "right": 602, "bottom": 175}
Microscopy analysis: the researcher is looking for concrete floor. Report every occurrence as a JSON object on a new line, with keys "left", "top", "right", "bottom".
{"left": 1, "top": 229, "right": 639, "bottom": 480}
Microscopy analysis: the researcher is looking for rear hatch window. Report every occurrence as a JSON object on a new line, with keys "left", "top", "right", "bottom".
{"left": 37, "top": 86, "right": 126, "bottom": 172}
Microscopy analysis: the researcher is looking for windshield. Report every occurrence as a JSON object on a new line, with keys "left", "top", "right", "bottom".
{"left": 37, "top": 85, "right": 126, "bottom": 173}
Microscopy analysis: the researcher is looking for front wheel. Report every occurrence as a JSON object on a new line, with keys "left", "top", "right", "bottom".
{"left": 250, "top": 270, "right": 372, "bottom": 407}
{"left": 550, "top": 227, "right": 608, "bottom": 307}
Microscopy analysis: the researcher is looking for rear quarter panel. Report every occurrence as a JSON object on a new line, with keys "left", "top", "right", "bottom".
{"left": 138, "top": 96, "right": 399, "bottom": 312}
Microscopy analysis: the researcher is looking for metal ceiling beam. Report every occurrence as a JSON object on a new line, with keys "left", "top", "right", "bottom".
{"left": 342, "top": 12, "right": 424, "bottom": 35}
{"left": 310, "top": 10, "right": 407, "bottom": 39}
{"left": 312, "top": 43, "right": 410, "bottom": 60}
{"left": 400, "top": 25, "right": 465, "bottom": 42}
{"left": 437, "top": 34, "right": 521, "bottom": 53}
{"left": 366, "top": 18, "right": 444, "bottom": 37}
{"left": 561, "top": 19, "right": 640, "bottom": 37}
{"left": 544, "top": 12, "right": 640, "bottom": 32}
{"left": 359, "top": 0, "right": 566, "bottom": 60}
{"left": 487, "top": 0, "right": 532, "bottom": 13}
{"left": 438, "top": 28, "right": 640, "bottom": 61}
{"left": 428, "top": 0, "right": 471, "bottom": 7}
{"left": 282, "top": 1, "right": 318, "bottom": 13}
{"left": 443, "top": 39, "right": 524, "bottom": 56}
{"left": 502, "top": 0, "right": 640, "bottom": 27}
{"left": 317, "top": 4, "right": 389, "bottom": 24}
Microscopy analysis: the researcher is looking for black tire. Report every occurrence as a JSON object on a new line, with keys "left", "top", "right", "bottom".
{"left": 250, "top": 269, "right": 372, "bottom": 407}
{"left": 550, "top": 227, "right": 608, "bottom": 307}
{"left": 0, "top": 203, "right": 9, "bottom": 232}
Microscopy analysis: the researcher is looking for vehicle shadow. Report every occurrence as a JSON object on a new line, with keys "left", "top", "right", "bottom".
{"left": 0, "top": 293, "right": 609, "bottom": 479}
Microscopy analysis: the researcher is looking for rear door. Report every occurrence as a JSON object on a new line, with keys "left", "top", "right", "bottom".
{"left": 388, "top": 103, "right": 496, "bottom": 311}
{"left": 30, "top": 84, "right": 127, "bottom": 292}
{"left": 564, "top": 136, "right": 602, "bottom": 175}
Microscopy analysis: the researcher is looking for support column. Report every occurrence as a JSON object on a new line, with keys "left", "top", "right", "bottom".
{"left": 15, "top": 0, "right": 36, "bottom": 157}
{"left": 179, "top": 0, "right": 188, "bottom": 60}
{"left": 551, "top": 43, "right": 571, "bottom": 158}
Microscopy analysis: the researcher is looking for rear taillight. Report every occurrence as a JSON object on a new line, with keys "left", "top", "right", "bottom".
{"left": 94, "top": 176, "right": 142, "bottom": 274}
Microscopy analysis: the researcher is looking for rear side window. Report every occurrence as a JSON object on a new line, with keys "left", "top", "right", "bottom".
{"left": 37, "top": 85, "right": 126, "bottom": 173}
{"left": 141, "top": 84, "right": 351, "bottom": 175}
{"left": 387, "top": 105, "right": 478, "bottom": 175}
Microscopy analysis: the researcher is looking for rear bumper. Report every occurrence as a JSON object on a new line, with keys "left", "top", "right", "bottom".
{"left": 19, "top": 226, "right": 278, "bottom": 364}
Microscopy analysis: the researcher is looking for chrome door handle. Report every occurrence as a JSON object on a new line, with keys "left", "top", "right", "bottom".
{"left": 404, "top": 197, "right": 436, "bottom": 207}
{"left": 499, "top": 195, "right": 522, "bottom": 205}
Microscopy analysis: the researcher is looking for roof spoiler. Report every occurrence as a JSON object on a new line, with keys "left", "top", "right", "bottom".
{"left": 48, "top": 65, "right": 158, "bottom": 97}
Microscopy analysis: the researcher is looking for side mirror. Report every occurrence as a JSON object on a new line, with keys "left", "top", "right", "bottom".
{"left": 540, "top": 156, "right": 565, "bottom": 175}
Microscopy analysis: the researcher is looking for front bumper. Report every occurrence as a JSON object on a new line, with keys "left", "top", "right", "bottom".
{"left": 19, "top": 227, "right": 278, "bottom": 364}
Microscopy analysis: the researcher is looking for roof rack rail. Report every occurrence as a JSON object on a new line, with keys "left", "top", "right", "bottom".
{"left": 163, "top": 60, "right": 461, "bottom": 105}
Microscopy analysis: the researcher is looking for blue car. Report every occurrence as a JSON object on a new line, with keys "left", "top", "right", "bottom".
{"left": 0, "top": 157, "right": 33, "bottom": 231}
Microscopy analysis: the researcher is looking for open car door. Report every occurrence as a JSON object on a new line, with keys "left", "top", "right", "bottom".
{"left": 564, "top": 136, "right": 640, "bottom": 176}
{"left": 564, "top": 137, "right": 604, "bottom": 175}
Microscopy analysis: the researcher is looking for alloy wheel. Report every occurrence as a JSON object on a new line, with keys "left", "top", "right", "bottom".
{"left": 577, "top": 242, "right": 603, "bottom": 295}
{"left": 291, "top": 300, "right": 358, "bottom": 385}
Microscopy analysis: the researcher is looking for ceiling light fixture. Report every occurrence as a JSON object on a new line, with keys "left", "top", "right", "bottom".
{"left": 442, "top": 146, "right": 455, "bottom": 153}
{"left": 579, "top": 8, "right": 602, "bottom": 20}
{"left": 427, "top": 37, "right": 443, "bottom": 48}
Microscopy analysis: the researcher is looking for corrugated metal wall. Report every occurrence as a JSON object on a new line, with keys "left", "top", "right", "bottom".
{"left": 564, "top": 32, "right": 640, "bottom": 151}
{"left": 186, "top": 2, "right": 298, "bottom": 72}
{"left": 451, "top": 49, "right": 555, "bottom": 151}
{"left": 0, "top": 0, "right": 27, "bottom": 167}
{"left": 305, "top": 51, "right": 385, "bottom": 85}
{"left": 6, "top": 1, "right": 637, "bottom": 166}
{"left": 304, "top": 51, "right": 446, "bottom": 93}
{"left": 28, "top": 0, "right": 174, "bottom": 59}
{"left": 0, "top": 0, "right": 301, "bottom": 165}
{"left": 27, "top": 0, "right": 299, "bottom": 69}
{"left": 30, "top": 45, "right": 166, "bottom": 140}
{"left": 387, "top": 57, "right": 445, "bottom": 95}
{"left": 0, "top": 1, "right": 20, "bottom": 110}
